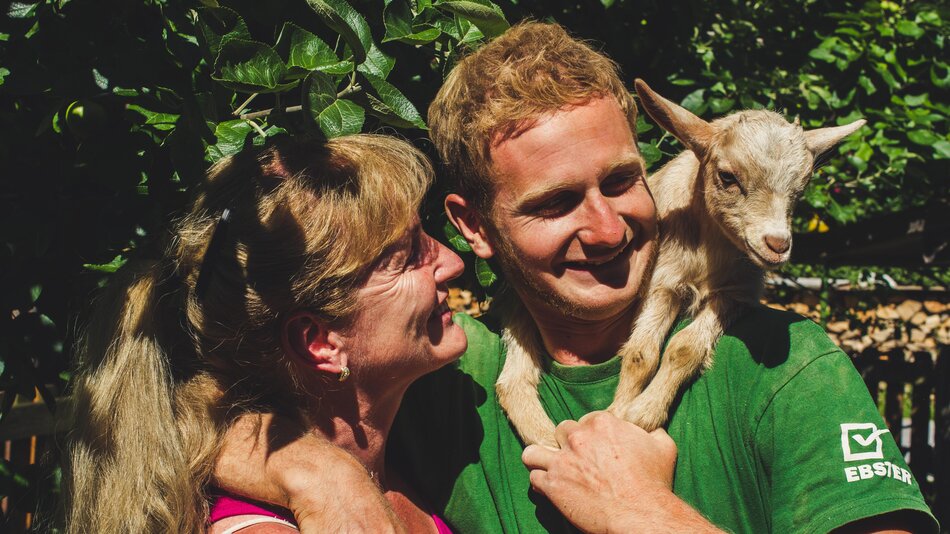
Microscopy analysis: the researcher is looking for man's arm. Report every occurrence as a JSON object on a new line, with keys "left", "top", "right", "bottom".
{"left": 522, "top": 411, "right": 722, "bottom": 534}
{"left": 214, "top": 413, "right": 405, "bottom": 534}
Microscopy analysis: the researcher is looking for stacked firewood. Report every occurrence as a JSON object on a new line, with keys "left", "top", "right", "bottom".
{"left": 766, "top": 296, "right": 949, "bottom": 355}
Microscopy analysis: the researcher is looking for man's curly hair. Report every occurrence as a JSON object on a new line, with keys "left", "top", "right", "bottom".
{"left": 428, "top": 21, "right": 637, "bottom": 214}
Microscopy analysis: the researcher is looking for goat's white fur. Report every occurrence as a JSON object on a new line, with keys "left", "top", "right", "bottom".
{"left": 496, "top": 80, "right": 865, "bottom": 446}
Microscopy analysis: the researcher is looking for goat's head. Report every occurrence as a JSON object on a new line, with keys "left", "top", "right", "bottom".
{"left": 634, "top": 79, "right": 865, "bottom": 270}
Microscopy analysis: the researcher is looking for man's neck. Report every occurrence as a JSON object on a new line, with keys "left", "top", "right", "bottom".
{"left": 520, "top": 299, "right": 637, "bottom": 366}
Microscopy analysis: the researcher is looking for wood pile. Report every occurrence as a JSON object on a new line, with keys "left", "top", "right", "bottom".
{"left": 765, "top": 293, "right": 949, "bottom": 356}
{"left": 447, "top": 288, "right": 489, "bottom": 317}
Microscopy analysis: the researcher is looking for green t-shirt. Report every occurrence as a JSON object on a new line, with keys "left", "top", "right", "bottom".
{"left": 390, "top": 306, "right": 937, "bottom": 533}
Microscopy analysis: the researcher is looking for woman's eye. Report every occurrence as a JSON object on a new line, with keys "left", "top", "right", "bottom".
{"left": 718, "top": 171, "right": 739, "bottom": 187}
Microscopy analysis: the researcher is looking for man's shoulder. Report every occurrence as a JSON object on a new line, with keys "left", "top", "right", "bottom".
{"left": 451, "top": 312, "right": 505, "bottom": 385}
{"left": 717, "top": 304, "right": 841, "bottom": 370}
{"left": 698, "top": 305, "right": 849, "bottom": 409}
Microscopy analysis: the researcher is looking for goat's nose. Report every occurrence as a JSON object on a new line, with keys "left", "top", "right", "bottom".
{"left": 764, "top": 234, "right": 791, "bottom": 254}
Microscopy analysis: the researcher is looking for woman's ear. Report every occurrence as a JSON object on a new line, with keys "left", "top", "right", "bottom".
{"left": 281, "top": 311, "right": 348, "bottom": 375}
{"left": 445, "top": 193, "right": 495, "bottom": 259}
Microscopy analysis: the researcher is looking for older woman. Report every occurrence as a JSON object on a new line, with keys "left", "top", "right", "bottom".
{"left": 65, "top": 134, "right": 464, "bottom": 533}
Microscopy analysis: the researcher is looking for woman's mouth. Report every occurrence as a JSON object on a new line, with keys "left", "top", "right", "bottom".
{"left": 431, "top": 300, "right": 453, "bottom": 326}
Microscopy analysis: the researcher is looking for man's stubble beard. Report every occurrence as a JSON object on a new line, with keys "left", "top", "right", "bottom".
{"left": 487, "top": 218, "right": 660, "bottom": 324}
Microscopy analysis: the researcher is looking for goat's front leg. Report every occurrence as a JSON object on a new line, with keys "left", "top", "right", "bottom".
{"left": 620, "top": 298, "right": 737, "bottom": 431}
{"left": 496, "top": 308, "right": 558, "bottom": 447}
{"left": 609, "top": 286, "right": 681, "bottom": 418}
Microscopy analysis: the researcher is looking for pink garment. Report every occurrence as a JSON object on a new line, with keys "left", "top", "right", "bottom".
{"left": 209, "top": 492, "right": 453, "bottom": 534}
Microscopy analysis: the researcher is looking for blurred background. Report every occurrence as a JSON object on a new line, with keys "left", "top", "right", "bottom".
{"left": 0, "top": 0, "right": 946, "bottom": 530}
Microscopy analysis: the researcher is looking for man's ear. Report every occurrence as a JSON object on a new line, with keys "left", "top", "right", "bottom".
{"left": 281, "top": 311, "right": 348, "bottom": 375}
{"left": 445, "top": 193, "right": 495, "bottom": 259}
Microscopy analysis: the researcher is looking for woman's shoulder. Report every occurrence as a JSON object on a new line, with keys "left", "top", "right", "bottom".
{"left": 207, "top": 515, "right": 298, "bottom": 534}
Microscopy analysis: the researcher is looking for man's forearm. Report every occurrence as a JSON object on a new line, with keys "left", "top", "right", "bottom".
{"left": 607, "top": 489, "right": 722, "bottom": 534}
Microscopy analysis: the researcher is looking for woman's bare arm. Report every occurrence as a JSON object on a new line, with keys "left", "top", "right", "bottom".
{"left": 213, "top": 413, "right": 406, "bottom": 534}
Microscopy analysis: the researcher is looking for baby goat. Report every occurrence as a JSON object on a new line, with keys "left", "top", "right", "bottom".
{"left": 496, "top": 80, "right": 865, "bottom": 446}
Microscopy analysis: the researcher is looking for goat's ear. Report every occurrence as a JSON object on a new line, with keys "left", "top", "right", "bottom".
{"left": 634, "top": 79, "right": 714, "bottom": 157}
{"left": 804, "top": 119, "right": 866, "bottom": 160}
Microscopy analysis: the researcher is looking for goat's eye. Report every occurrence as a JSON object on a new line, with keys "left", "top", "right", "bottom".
{"left": 718, "top": 171, "right": 739, "bottom": 187}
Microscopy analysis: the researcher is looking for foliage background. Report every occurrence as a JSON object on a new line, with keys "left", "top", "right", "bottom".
{"left": 0, "top": 0, "right": 946, "bottom": 526}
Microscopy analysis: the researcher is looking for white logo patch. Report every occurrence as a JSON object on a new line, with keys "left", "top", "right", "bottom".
{"left": 840, "top": 423, "right": 890, "bottom": 461}
{"left": 839, "top": 423, "right": 913, "bottom": 485}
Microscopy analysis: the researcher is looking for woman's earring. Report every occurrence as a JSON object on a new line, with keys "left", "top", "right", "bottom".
{"left": 337, "top": 366, "right": 351, "bottom": 382}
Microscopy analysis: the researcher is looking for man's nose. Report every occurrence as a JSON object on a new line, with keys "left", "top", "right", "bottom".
{"left": 578, "top": 196, "right": 626, "bottom": 248}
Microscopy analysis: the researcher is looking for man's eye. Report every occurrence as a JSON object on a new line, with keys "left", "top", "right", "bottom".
{"left": 602, "top": 174, "right": 636, "bottom": 196}
{"left": 532, "top": 193, "right": 576, "bottom": 217}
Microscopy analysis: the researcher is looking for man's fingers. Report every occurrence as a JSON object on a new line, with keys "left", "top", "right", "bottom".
{"left": 522, "top": 444, "right": 559, "bottom": 469}
{"left": 554, "top": 419, "right": 580, "bottom": 448}
{"left": 527, "top": 468, "right": 549, "bottom": 493}
{"left": 649, "top": 428, "right": 678, "bottom": 455}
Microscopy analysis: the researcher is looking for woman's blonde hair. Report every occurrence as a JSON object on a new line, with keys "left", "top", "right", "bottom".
{"left": 429, "top": 21, "right": 637, "bottom": 213}
{"left": 65, "top": 134, "right": 432, "bottom": 533}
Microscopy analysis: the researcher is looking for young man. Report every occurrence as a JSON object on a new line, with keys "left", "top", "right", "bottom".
{"left": 216, "top": 22, "right": 937, "bottom": 533}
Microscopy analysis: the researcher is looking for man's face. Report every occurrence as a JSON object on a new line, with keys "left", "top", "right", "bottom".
{"left": 486, "top": 97, "right": 658, "bottom": 321}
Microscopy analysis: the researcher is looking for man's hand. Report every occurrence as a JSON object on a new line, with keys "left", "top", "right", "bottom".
{"left": 522, "top": 411, "right": 722, "bottom": 534}
{"left": 214, "top": 413, "right": 405, "bottom": 534}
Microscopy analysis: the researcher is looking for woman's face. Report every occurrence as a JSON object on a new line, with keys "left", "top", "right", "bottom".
{"left": 341, "top": 220, "right": 468, "bottom": 387}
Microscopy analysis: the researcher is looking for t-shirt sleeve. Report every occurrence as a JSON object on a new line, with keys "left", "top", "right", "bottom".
{"left": 754, "top": 349, "right": 938, "bottom": 534}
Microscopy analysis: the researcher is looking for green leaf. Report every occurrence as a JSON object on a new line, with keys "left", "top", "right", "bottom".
{"left": 635, "top": 114, "right": 653, "bottom": 134}
{"left": 930, "top": 63, "right": 950, "bottom": 89}
{"left": 932, "top": 140, "right": 950, "bottom": 159}
{"left": 475, "top": 257, "right": 497, "bottom": 287}
{"left": 318, "top": 99, "right": 365, "bottom": 138}
{"left": 709, "top": 97, "right": 735, "bottom": 114}
{"left": 275, "top": 23, "right": 339, "bottom": 74}
{"left": 206, "top": 120, "right": 254, "bottom": 162}
{"left": 127, "top": 105, "right": 179, "bottom": 131}
{"left": 808, "top": 47, "right": 836, "bottom": 63}
{"left": 680, "top": 89, "right": 706, "bottom": 114}
{"left": 319, "top": 61, "right": 356, "bottom": 75}
{"left": 907, "top": 130, "right": 939, "bottom": 146}
{"left": 638, "top": 142, "right": 662, "bottom": 166}
{"left": 894, "top": 20, "right": 924, "bottom": 38}
{"left": 384, "top": 0, "right": 442, "bottom": 44}
{"left": 306, "top": 0, "right": 373, "bottom": 64}
{"left": 29, "top": 284, "right": 41, "bottom": 303}
{"left": 669, "top": 78, "right": 696, "bottom": 86}
{"left": 903, "top": 93, "right": 928, "bottom": 107}
{"left": 303, "top": 71, "right": 364, "bottom": 137}
{"left": 444, "top": 220, "right": 472, "bottom": 252}
{"left": 857, "top": 75, "right": 876, "bottom": 95}
{"left": 212, "top": 39, "right": 294, "bottom": 93}
{"left": 8, "top": 2, "right": 37, "bottom": 18}
{"left": 357, "top": 43, "right": 396, "bottom": 79}
{"left": 303, "top": 70, "right": 340, "bottom": 117}
{"left": 435, "top": 0, "right": 509, "bottom": 38}
{"left": 361, "top": 72, "right": 426, "bottom": 129}
{"left": 196, "top": 7, "right": 251, "bottom": 60}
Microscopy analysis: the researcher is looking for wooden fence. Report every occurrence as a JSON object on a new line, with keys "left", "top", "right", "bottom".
{"left": 1, "top": 349, "right": 947, "bottom": 532}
